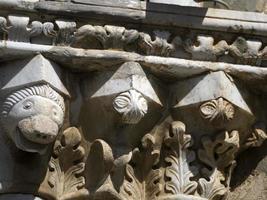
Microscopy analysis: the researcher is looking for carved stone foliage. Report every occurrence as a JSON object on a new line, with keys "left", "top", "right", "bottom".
{"left": 54, "top": 119, "right": 265, "bottom": 200}
{"left": 119, "top": 134, "right": 162, "bottom": 200}
{"left": 73, "top": 24, "right": 267, "bottom": 65}
{"left": 40, "top": 127, "right": 89, "bottom": 200}
{"left": 72, "top": 25, "right": 267, "bottom": 65}
{"left": 1, "top": 4, "right": 267, "bottom": 200}
{"left": 0, "top": 15, "right": 75, "bottom": 45}
{"left": 1, "top": 15, "right": 267, "bottom": 66}
{"left": 72, "top": 24, "right": 174, "bottom": 56}
{"left": 163, "top": 121, "right": 199, "bottom": 199}
{"left": 198, "top": 130, "right": 240, "bottom": 200}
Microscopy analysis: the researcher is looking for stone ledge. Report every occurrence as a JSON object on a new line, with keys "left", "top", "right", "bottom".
{"left": 1, "top": 1, "right": 267, "bottom": 36}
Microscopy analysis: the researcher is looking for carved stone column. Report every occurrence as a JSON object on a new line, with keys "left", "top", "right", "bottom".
{"left": 0, "top": 0, "right": 267, "bottom": 200}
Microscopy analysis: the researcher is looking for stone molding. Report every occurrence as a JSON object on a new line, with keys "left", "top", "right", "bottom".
{"left": 1, "top": 15, "right": 267, "bottom": 66}
{"left": 0, "top": 2, "right": 267, "bottom": 200}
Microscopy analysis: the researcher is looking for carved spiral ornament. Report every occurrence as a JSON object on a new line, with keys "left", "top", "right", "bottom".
{"left": 200, "top": 97, "right": 235, "bottom": 125}
{"left": 113, "top": 89, "right": 148, "bottom": 124}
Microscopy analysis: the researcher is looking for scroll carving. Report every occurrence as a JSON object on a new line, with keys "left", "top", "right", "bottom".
{"left": 0, "top": 6, "right": 267, "bottom": 200}
{"left": 1, "top": 14, "right": 267, "bottom": 66}
{"left": 73, "top": 25, "right": 139, "bottom": 50}
{"left": 0, "top": 15, "right": 73, "bottom": 44}
{"left": 72, "top": 24, "right": 267, "bottom": 65}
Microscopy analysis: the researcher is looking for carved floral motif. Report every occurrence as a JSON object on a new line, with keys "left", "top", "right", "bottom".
{"left": 73, "top": 119, "right": 264, "bottom": 200}
{"left": 0, "top": 11, "right": 267, "bottom": 200}
{"left": 113, "top": 89, "right": 148, "bottom": 124}
{"left": 200, "top": 98, "right": 235, "bottom": 126}
{"left": 242, "top": 123, "right": 267, "bottom": 150}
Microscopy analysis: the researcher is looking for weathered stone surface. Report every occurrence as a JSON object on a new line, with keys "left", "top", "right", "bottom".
{"left": 0, "top": 1, "right": 266, "bottom": 200}
{"left": 0, "top": 54, "right": 69, "bottom": 96}
{"left": 0, "top": 194, "right": 43, "bottom": 200}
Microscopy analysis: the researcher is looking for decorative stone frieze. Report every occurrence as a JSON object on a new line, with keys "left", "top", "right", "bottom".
{"left": 1, "top": 14, "right": 267, "bottom": 66}
{"left": 0, "top": 1, "right": 267, "bottom": 200}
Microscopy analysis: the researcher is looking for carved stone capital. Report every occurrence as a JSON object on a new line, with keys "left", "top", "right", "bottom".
{"left": 0, "top": 3, "right": 267, "bottom": 200}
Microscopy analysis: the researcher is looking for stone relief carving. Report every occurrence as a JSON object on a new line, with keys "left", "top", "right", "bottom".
{"left": 40, "top": 127, "right": 89, "bottom": 200}
{"left": 200, "top": 98, "right": 235, "bottom": 126}
{"left": 1, "top": 3, "right": 267, "bottom": 200}
{"left": 0, "top": 55, "right": 265, "bottom": 199}
{"left": 113, "top": 89, "right": 148, "bottom": 124}
{"left": 71, "top": 24, "right": 267, "bottom": 65}
{"left": 1, "top": 15, "right": 267, "bottom": 66}
{"left": 0, "top": 53, "right": 68, "bottom": 154}
{"left": 0, "top": 84, "right": 65, "bottom": 154}
{"left": 63, "top": 118, "right": 261, "bottom": 200}
{"left": 163, "top": 121, "right": 198, "bottom": 199}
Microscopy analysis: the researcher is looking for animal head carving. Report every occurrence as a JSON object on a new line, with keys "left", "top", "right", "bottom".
{"left": 0, "top": 84, "right": 65, "bottom": 154}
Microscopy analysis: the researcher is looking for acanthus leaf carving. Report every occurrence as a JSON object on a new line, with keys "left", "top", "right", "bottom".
{"left": 86, "top": 139, "right": 115, "bottom": 194}
{"left": 198, "top": 130, "right": 240, "bottom": 200}
{"left": 45, "top": 127, "right": 89, "bottom": 200}
{"left": 1, "top": 15, "right": 267, "bottom": 66}
{"left": 120, "top": 133, "right": 162, "bottom": 200}
{"left": 184, "top": 35, "right": 229, "bottom": 61}
{"left": 164, "top": 121, "right": 198, "bottom": 196}
{"left": 198, "top": 130, "right": 240, "bottom": 170}
{"left": 199, "top": 169, "right": 227, "bottom": 200}
{"left": 243, "top": 122, "right": 267, "bottom": 149}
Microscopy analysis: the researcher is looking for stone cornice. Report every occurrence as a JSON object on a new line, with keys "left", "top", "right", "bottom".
{"left": 1, "top": 1, "right": 267, "bottom": 37}
{"left": 0, "top": 3, "right": 267, "bottom": 200}
{"left": 2, "top": 41, "right": 267, "bottom": 88}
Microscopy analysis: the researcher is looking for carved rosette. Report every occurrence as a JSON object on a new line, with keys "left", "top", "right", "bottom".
{"left": 0, "top": 7, "right": 267, "bottom": 200}
{"left": 113, "top": 89, "right": 148, "bottom": 124}
{"left": 200, "top": 98, "right": 235, "bottom": 126}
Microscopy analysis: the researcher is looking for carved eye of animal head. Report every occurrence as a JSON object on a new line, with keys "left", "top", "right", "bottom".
{"left": 0, "top": 85, "right": 65, "bottom": 154}
{"left": 23, "top": 100, "right": 34, "bottom": 110}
